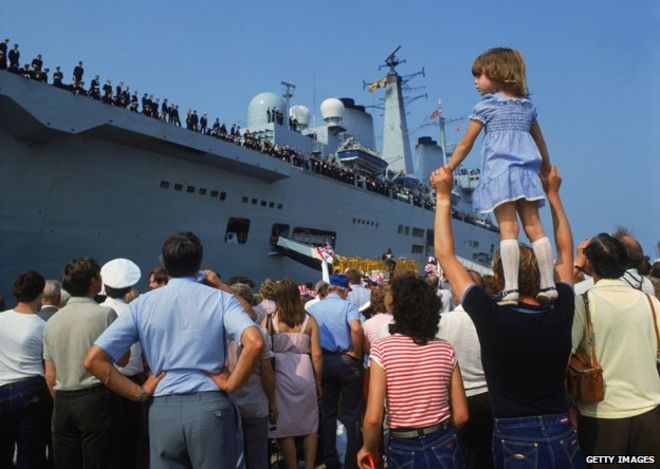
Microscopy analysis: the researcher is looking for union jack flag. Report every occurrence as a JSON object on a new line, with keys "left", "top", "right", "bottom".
{"left": 316, "top": 243, "right": 336, "bottom": 264}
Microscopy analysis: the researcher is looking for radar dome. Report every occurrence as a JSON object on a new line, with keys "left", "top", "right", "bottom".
{"left": 289, "top": 105, "right": 311, "bottom": 128}
{"left": 247, "top": 92, "right": 286, "bottom": 128}
{"left": 320, "top": 98, "right": 345, "bottom": 123}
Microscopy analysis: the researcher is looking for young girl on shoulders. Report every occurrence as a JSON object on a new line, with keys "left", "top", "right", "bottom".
{"left": 445, "top": 47, "right": 556, "bottom": 303}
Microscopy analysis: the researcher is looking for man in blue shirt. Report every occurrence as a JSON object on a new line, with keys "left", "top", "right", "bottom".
{"left": 84, "top": 232, "right": 263, "bottom": 469}
{"left": 308, "top": 274, "right": 363, "bottom": 469}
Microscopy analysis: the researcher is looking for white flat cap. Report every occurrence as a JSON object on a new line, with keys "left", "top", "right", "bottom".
{"left": 101, "top": 258, "right": 141, "bottom": 289}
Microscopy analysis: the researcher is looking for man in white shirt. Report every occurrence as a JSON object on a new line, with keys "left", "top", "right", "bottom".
{"left": 436, "top": 270, "right": 492, "bottom": 469}
{"left": 100, "top": 258, "right": 143, "bottom": 469}
{"left": 346, "top": 269, "right": 370, "bottom": 309}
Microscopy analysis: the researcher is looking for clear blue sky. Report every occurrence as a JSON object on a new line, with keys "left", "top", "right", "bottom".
{"left": 2, "top": 1, "right": 659, "bottom": 258}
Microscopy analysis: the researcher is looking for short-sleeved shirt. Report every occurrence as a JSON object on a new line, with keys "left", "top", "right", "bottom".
{"left": 371, "top": 335, "right": 455, "bottom": 428}
{"left": 0, "top": 310, "right": 46, "bottom": 386}
{"left": 43, "top": 297, "right": 117, "bottom": 391}
{"left": 307, "top": 293, "right": 360, "bottom": 353}
{"left": 462, "top": 283, "right": 574, "bottom": 418}
{"left": 95, "top": 277, "right": 255, "bottom": 397}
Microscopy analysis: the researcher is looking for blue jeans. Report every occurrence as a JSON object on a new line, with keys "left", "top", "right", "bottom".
{"left": 492, "top": 412, "right": 585, "bottom": 469}
{"left": 149, "top": 391, "right": 240, "bottom": 469}
{"left": 321, "top": 353, "right": 364, "bottom": 469}
{"left": 0, "top": 376, "right": 52, "bottom": 469}
{"left": 387, "top": 423, "right": 466, "bottom": 469}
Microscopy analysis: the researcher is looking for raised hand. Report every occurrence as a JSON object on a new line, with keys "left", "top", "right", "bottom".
{"left": 429, "top": 167, "right": 453, "bottom": 195}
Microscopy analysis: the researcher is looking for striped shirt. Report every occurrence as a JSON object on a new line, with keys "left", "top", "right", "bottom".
{"left": 370, "top": 334, "right": 456, "bottom": 429}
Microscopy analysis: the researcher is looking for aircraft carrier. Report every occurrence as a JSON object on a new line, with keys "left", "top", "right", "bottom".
{"left": 0, "top": 48, "right": 499, "bottom": 299}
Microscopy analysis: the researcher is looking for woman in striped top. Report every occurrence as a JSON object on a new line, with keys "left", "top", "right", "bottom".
{"left": 357, "top": 276, "right": 468, "bottom": 468}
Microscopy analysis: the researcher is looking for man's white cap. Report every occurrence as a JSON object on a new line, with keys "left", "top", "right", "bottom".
{"left": 101, "top": 258, "right": 141, "bottom": 289}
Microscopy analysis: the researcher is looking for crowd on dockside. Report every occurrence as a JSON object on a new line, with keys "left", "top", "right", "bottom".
{"left": 0, "top": 39, "right": 504, "bottom": 232}
{"left": 1, "top": 165, "right": 659, "bottom": 469}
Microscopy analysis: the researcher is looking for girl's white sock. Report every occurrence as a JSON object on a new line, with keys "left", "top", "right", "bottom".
{"left": 500, "top": 239, "right": 519, "bottom": 297}
{"left": 532, "top": 236, "right": 557, "bottom": 301}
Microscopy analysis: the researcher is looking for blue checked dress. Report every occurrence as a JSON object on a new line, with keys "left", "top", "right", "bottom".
{"left": 471, "top": 92, "right": 546, "bottom": 213}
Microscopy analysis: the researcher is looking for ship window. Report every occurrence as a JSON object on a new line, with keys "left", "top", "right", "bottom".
{"left": 353, "top": 218, "right": 356, "bottom": 224}
{"left": 174, "top": 183, "right": 183, "bottom": 191}
{"left": 292, "top": 227, "right": 336, "bottom": 247}
{"left": 271, "top": 223, "right": 290, "bottom": 245}
{"left": 251, "top": 198, "right": 258, "bottom": 205}
{"left": 277, "top": 203, "right": 283, "bottom": 209}
{"left": 199, "top": 188, "right": 207, "bottom": 195}
{"left": 225, "top": 217, "right": 250, "bottom": 244}
{"left": 269, "top": 202, "right": 275, "bottom": 208}
{"left": 398, "top": 225, "right": 403, "bottom": 234}
{"left": 412, "top": 228, "right": 424, "bottom": 238}
{"left": 160, "top": 181, "right": 170, "bottom": 189}
{"left": 187, "top": 186, "right": 195, "bottom": 193}
{"left": 404, "top": 226, "right": 410, "bottom": 235}
{"left": 260, "top": 200, "right": 267, "bottom": 207}
{"left": 411, "top": 244, "right": 424, "bottom": 254}
{"left": 210, "top": 190, "right": 218, "bottom": 197}
{"left": 220, "top": 192, "right": 226, "bottom": 201}
{"left": 242, "top": 196, "right": 248, "bottom": 203}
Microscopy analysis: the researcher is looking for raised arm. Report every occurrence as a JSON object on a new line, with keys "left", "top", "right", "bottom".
{"left": 530, "top": 122, "right": 551, "bottom": 176}
{"left": 445, "top": 120, "right": 483, "bottom": 172}
{"left": 431, "top": 167, "right": 475, "bottom": 301}
{"left": 541, "top": 166, "right": 574, "bottom": 285}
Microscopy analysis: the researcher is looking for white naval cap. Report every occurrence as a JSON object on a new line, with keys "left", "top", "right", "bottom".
{"left": 101, "top": 258, "right": 141, "bottom": 289}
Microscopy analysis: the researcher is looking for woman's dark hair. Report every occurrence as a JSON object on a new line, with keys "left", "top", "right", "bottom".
{"left": 584, "top": 233, "right": 628, "bottom": 279}
{"left": 388, "top": 276, "right": 440, "bottom": 345}
{"left": 104, "top": 285, "right": 132, "bottom": 299}
{"left": 273, "top": 279, "right": 306, "bottom": 328}
{"left": 150, "top": 267, "right": 169, "bottom": 285}
{"left": 162, "top": 232, "right": 203, "bottom": 277}
{"left": 13, "top": 271, "right": 46, "bottom": 303}
{"left": 62, "top": 257, "right": 100, "bottom": 297}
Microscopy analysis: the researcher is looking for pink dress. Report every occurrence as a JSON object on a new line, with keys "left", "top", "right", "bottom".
{"left": 268, "top": 313, "right": 319, "bottom": 438}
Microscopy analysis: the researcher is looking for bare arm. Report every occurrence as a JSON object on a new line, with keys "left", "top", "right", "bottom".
{"left": 44, "top": 359, "right": 56, "bottom": 398}
{"left": 363, "top": 331, "right": 371, "bottom": 355}
{"left": 203, "top": 270, "right": 257, "bottom": 320}
{"left": 541, "top": 166, "right": 574, "bottom": 285}
{"left": 530, "top": 121, "right": 551, "bottom": 176}
{"left": 431, "top": 168, "right": 475, "bottom": 301}
{"left": 449, "top": 364, "right": 469, "bottom": 429}
{"left": 260, "top": 359, "right": 277, "bottom": 421}
{"left": 346, "top": 319, "right": 363, "bottom": 360}
{"left": 357, "top": 361, "right": 386, "bottom": 468}
{"left": 308, "top": 316, "right": 323, "bottom": 399}
{"left": 445, "top": 120, "right": 483, "bottom": 172}
{"left": 84, "top": 345, "right": 165, "bottom": 401}
{"left": 207, "top": 325, "right": 264, "bottom": 393}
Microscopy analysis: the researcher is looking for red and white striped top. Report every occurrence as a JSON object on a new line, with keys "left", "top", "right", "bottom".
{"left": 370, "top": 334, "right": 456, "bottom": 429}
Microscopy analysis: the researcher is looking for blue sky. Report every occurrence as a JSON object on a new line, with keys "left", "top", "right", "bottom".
{"left": 2, "top": 1, "right": 658, "bottom": 258}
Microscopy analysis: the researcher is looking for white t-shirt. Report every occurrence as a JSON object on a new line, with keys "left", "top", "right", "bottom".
{"left": 363, "top": 313, "right": 393, "bottom": 345}
{"left": 0, "top": 310, "right": 46, "bottom": 386}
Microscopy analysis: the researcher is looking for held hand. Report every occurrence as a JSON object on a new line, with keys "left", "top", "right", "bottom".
{"left": 142, "top": 371, "right": 166, "bottom": 396}
{"left": 541, "top": 165, "right": 561, "bottom": 194}
{"left": 205, "top": 368, "right": 232, "bottom": 392}
{"left": 269, "top": 404, "right": 279, "bottom": 425}
{"left": 429, "top": 167, "right": 453, "bottom": 196}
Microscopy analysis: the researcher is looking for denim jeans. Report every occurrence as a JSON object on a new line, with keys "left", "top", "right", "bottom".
{"left": 0, "top": 376, "right": 52, "bottom": 469}
{"left": 492, "top": 412, "right": 585, "bottom": 469}
{"left": 321, "top": 353, "right": 364, "bottom": 469}
{"left": 149, "top": 391, "right": 240, "bottom": 469}
{"left": 387, "top": 423, "right": 466, "bottom": 469}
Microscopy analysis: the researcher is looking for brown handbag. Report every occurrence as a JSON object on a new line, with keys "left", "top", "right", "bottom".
{"left": 567, "top": 292, "right": 604, "bottom": 403}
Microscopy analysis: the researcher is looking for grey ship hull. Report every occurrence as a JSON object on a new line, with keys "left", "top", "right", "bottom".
{"left": 0, "top": 73, "right": 498, "bottom": 298}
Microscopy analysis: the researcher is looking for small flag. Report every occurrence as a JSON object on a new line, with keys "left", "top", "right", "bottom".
{"left": 429, "top": 109, "right": 440, "bottom": 120}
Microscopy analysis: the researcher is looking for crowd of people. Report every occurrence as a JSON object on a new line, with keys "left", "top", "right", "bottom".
{"left": 0, "top": 39, "right": 503, "bottom": 231}
{"left": 1, "top": 165, "right": 658, "bottom": 469}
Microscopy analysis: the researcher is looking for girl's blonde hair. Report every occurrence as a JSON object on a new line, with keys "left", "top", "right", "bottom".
{"left": 472, "top": 47, "right": 528, "bottom": 98}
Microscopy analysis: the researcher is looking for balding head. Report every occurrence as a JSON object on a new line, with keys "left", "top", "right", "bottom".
{"left": 613, "top": 227, "right": 644, "bottom": 269}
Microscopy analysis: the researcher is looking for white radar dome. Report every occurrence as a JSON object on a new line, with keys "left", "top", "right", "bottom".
{"left": 320, "top": 98, "right": 345, "bottom": 123}
{"left": 289, "top": 105, "right": 311, "bottom": 127}
{"left": 247, "top": 92, "right": 286, "bottom": 128}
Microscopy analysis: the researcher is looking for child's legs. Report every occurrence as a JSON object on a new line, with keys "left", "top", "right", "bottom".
{"left": 516, "top": 200, "right": 556, "bottom": 296}
{"left": 515, "top": 199, "right": 545, "bottom": 242}
{"left": 493, "top": 202, "right": 519, "bottom": 296}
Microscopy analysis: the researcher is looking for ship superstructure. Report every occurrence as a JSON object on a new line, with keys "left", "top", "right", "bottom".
{"left": 0, "top": 49, "right": 498, "bottom": 299}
